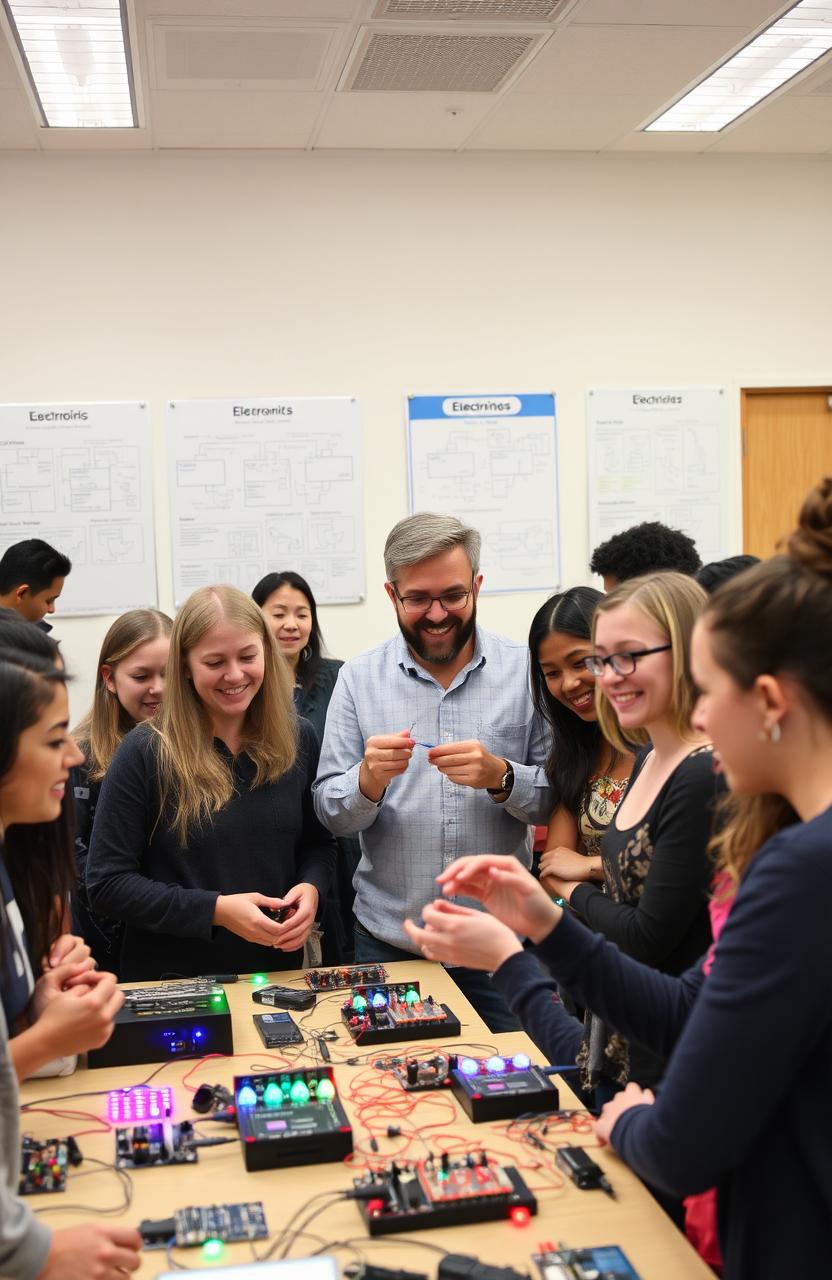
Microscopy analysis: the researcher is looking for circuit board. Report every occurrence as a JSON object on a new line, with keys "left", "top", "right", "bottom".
{"left": 140, "top": 1202, "right": 269, "bottom": 1249}
{"left": 533, "top": 1246, "right": 642, "bottom": 1280}
{"left": 115, "top": 1122, "right": 197, "bottom": 1169}
{"left": 385, "top": 1052, "right": 456, "bottom": 1090}
{"left": 353, "top": 1156, "right": 536, "bottom": 1235}
{"left": 342, "top": 982, "right": 460, "bottom": 1044}
{"left": 305, "top": 964, "right": 388, "bottom": 990}
{"left": 19, "top": 1138, "right": 68, "bottom": 1195}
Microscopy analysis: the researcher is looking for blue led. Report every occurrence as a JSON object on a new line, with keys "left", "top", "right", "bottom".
{"left": 193, "top": 1028, "right": 204, "bottom": 1040}
{"left": 459, "top": 1057, "right": 479, "bottom": 1076}
{"left": 372, "top": 992, "right": 387, "bottom": 1008}
{"left": 512, "top": 1053, "right": 531, "bottom": 1070}
{"left": 485, "top": 1055, "right": 506, "bottom": 1074}
{"left": 237, "top": 1085, "right": 257, "bottom": 1107}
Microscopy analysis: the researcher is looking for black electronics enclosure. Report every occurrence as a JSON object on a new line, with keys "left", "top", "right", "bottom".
{"left": 341, "top": 981, "right": 460, "bottom": 1045}
{"left": 353, "top": 1157, "right": 537, "bottom": 1236}
{"left": 234, "top": 1067, "right": 353, "bottom": 1170}
{"left": 450, "top": 1062, "right": 559, "bottom": 1123}
{"left": 87, "top": 982, "right": 233, "bottom": 1069}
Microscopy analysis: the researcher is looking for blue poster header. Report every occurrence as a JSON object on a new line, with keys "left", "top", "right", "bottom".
{"left": 408, "top": 393, "right": 555, "bottom": 421}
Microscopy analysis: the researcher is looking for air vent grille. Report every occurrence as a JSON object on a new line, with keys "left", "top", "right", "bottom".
{"left": 347, "top": 31, "right": 535, "bottom": 92}
{"left": 373, "top": 0, "right": 570, "bottom": 19}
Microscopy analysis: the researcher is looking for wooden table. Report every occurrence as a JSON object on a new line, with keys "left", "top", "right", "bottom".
{"left": 18, "top": 961, "right": 713, "bottom": 1279}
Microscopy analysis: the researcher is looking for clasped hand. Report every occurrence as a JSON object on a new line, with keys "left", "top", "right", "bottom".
{"left": 359, "top": 730, "right": 506, "bottom": 800}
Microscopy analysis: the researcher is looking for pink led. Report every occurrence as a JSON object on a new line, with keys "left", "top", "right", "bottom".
{"left": 107, "top": 1086, "right": 173, "bottom": 1123}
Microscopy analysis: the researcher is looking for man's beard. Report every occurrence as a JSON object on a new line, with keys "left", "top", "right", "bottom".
{"left": 398, "top": 604, "right": 477, "bottom": 666}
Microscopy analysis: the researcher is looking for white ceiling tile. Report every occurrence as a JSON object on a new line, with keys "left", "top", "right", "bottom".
{"left": 140, "top": 0, "right": 364, "bottom": 17}
{"left": 468, "top": 89, "right": 657, "bottom": 149}
{"left": 705, "top": 93, "right": 832, "bottom": 151}
{"left": 38, "top": 127, "right": 151, "bottom": 150}
{"left": 0, "top": 26, "right": 25, "bottom": 88}
{"left": 610, "top": 129, "right": 714, "bottom": 152}
{"left": 315, "top": 89, "right": 494, "bottom": 147}
{"left": 515, "top": 24, "right": 753, "bottom": 99}
{"left": 571, "top": 0, "right": 786, "bottom": 28}
{"left": 0, "top": 88, "right": 38, "bottom": 148}
{"left": 150, "top": 88, "right": 324, "bottom": 147}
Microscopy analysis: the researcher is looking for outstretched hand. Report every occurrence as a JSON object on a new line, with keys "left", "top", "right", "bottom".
{"left": 436, "top": 855, "right": 561, "bottom": 943}
{"left": 404, "top": 900, "right": 522, "bottom": 971}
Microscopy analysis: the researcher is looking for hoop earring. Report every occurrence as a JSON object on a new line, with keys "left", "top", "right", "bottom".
{"left": 301, "top": 646, "right": 311, "bottom": 663}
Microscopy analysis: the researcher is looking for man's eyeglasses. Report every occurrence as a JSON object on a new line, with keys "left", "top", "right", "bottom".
{"left": 583, "top": 643, "right": 672, "bottom": 677}
{"left": 391, "top": 577, "right": 475, "bottom": 616}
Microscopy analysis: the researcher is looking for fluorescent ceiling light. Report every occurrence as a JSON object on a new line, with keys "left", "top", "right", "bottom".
{"left": 3, "top": 0, "right": 136, "bottom": 127}
{"left": 646, "top": 0, "right": 832, "bottom": 132}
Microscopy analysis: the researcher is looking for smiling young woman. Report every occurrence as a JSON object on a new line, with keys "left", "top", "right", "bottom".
{"left": 70, "top": 609, "right": 173, "bottom": 971}
{"left": 528, "top": 587, "right": 636, "bottom": 897}
{"left": 85, "top": 585, "right": 336, "bottom": 981}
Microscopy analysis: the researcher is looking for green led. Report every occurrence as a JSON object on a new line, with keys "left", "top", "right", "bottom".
{"left": 352, "top": 994, "right": 367, "bottom": 1011}
{"left": 290, "top": 1080, "right": 310, "bottom": 1105}
{"left": 202, "top": 1239, "right": 224, "bottom": 1261}
{"left": 263, "top": 1082, "right": 282, "bottom": 1107}
{"left": 251, "top": 973, "right": 268, "bottom": 986}
{"left": 405, "top": 987, "right": 419, "bottom": 1006}
{"left": 316, "top": 1078, "right": 335, "bottom": 1101}
{"left": 281, "top": 1078, "right": 292, "bottom": 1093}
{"left": 211, "top": 993, "right": 223, "bottom": 1003}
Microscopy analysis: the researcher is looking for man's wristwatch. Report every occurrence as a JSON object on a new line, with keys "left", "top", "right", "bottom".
{"left": 486, "top": 759, "right": 514, "bottom": 799}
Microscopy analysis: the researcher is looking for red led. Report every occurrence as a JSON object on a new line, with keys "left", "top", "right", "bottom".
{"left": 367, "top": 1198, "right": 386, "bottom": 1216}
{"left": 510, "top": 1206, "right": 531, "bottom": 1228}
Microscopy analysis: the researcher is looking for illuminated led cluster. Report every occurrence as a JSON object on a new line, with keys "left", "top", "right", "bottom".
{"left": 236, "top": 1071, "right": 338, "bottom": 1109}
{"left": 107, "top": 1086, "right": 174, "bottom": 1123}
{"left": 457, "top": 1054, "right": 531, "bottom": 1077}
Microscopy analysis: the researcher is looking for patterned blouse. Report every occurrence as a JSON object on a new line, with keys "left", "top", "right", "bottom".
{"left": 577, "top": 770, "right": 631, "bottom": 859}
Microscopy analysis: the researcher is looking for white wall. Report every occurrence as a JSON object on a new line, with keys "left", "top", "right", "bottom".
{"left": 1, "top": 148, "right": 830, "bottom": 718}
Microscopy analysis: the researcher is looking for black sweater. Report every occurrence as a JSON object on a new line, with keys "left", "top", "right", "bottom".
{"left": 507, "top": 807, "right": 832, "bottom": 1280}
{"left": 86, "top": 720, "right": 336, "bottom": 981}
{"left": 570, "top": 747, "right": 719, "bottom": 974}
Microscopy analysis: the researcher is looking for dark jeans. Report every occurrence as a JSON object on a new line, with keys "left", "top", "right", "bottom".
{"left": 353, "top": 922, "right": 519, "bottom": 1034}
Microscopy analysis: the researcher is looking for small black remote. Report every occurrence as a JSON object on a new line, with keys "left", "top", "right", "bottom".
{"left": 252, "top": 985, "right": 316, "bottom": 1010}
{"left": 260, "top": 905, "right": 290, "bottom": 923}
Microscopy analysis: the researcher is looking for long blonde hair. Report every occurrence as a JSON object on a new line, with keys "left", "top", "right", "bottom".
{"left": 593, "top": 571, "right": 707, "bottom": 755}
{"left": 74, "top": 609, "right": 173, "bottom": 782}
{"left": 155, "top": 585, "right": 297, "bottom": 846}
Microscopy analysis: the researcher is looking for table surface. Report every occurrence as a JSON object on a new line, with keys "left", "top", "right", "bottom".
{"left": 18, "top": 961, "right": 713, "bottom": 1279}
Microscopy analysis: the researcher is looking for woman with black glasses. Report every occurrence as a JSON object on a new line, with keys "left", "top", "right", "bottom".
{"left": 407, "top": 572, "right": 722, "bottom": 1108}
{"left": 542, "top": 571, "right": 722, "bottom": 1096}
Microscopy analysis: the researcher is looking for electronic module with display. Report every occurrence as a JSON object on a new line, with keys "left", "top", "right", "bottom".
{"left": 450, "top": 1054, "right": 559, "bottom": 1122}
{"left": 234, "top": 1067, "right": 353, "bottom": 1170}
{"left": 353, "top": 1153, "right": 536, "bottom": 1236}
{"left": 88, "top": 980, "right": 233, "bottom": 1069}
{"left": 341, "top": 981, "right": 460, "bottom": 1045}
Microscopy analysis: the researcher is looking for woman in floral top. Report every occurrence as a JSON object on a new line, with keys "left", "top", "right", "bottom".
{"left": 529, "top": 587, "right": 635, "bottom": 893}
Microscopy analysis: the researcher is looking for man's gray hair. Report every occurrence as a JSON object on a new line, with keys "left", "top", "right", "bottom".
{"left": 384, "top": 513, "right": 481, "bottom": 581}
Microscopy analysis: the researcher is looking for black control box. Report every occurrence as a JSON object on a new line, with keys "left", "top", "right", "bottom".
{"left": 88, "top": 981, "right": 233, "bottom": 1069}
{"left": 449, "top": 1054, "right": 559, "bottom": 1122}
{"left": 342, "top": 981, "right": 460, "bottom": 1045}
{"left": 353, "top": 1155, "right": 536, "bottom": 1236}
{"left": 234, "top": 1066, "right": 353, "bottom": 1170}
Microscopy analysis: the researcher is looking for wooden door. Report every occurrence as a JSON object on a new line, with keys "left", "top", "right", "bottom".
{"left": 742, "top": 388, "right": 832, "bottom": 557}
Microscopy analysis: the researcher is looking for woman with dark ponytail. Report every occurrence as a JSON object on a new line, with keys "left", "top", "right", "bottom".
{"left": 406, "top": 477, "right": 832, "bottom": 1280}
{"left": 528, "top": 588, "right": 635, "bottom": 895}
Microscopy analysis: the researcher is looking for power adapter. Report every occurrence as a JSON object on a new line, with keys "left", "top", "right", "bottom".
{"left": 440, "top": 1254, "right": 529, "bottom": 1280}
